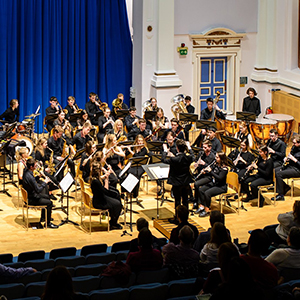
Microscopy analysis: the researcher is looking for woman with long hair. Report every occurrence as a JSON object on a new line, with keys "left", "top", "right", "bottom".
{"left": 90, "top": 159, "right": 122, "bottom": 230}
{"left": 235, "top": 121, "right": 254, "bottom": 149}
{"left": 16, "top": 147, "right": 29, "bottom": 185}
{"left": 80, "top": 140, "right": 96, "bottom": 183}
{"left": 197, "top": 151, "right": 229, "bottom": 217}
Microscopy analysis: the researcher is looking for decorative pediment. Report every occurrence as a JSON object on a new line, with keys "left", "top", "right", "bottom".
{"left": 190, "top": 28, "right": 245, "bottom": 48}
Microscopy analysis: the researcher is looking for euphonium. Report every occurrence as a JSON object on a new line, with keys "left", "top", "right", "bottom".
{"left": 112, "top": 98, "right": 123, "bottom": 114}
{"left": 170, "top": 94, "right": 189, "bottom": 127}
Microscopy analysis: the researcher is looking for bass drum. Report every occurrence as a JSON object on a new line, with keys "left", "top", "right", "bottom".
{"left": 11, "top": 134, "right": 34, "bottom": 156}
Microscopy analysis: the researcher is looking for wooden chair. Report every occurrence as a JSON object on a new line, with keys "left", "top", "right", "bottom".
{"left": 21, "top": 187, "right": 47, "bottom": 230}
{"left": 215, "top": 172, "right": 240, "bottom": 214}
{"left": 288, "top": 177, "right": 300, "bottom": 200}
{"left": 257, "top": 170, "right": 276, "bottom": 207}
{"left": 81, "top": 190, "right": 110, "bottom": 234}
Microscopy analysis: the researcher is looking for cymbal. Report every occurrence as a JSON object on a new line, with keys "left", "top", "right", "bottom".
{"left": 25, "top": 113, "right": 40, "bottom": 118}
{"left": 0, "top": 120, "right": 7, "bottom": 123}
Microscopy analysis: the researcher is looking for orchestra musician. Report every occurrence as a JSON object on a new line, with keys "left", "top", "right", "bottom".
{"left": 124, "top": 107, "right": 140, "bottom": 134}
{"left": 207, "top": 126, "right": 222, "bottom": 153}
{"left": 76, "top": 110, "right": 89, "bottom": 130}
{"left": 152, "top": 108, "right": 169, "bottom": 133}
{"left": 273, "top": 135, "right": 300, "bottom": 201}
{"left": 22, "top": 158, "right": 58, "bottom": 229}
{"left": 161, "top": 118, "right": 184, "bottom": 141}
{"left": 193, "top": 140, "right": 216, "bottom": 212}
{"left": 266, "top": 129, "right": 286, "bottom": 168}
{"left": 112, "top": 93, "right": 128, "bottom": 118}
{"left": 107, "top": 119, "right": 127, "bottom": 142}
{"left": 128, "top": 118, "right": 151, "bottom": 141}
{"left": 228, "top": 139, "right": 255, "bottom": 182}
{"left": 200, "top": 97, "right": 225, "bottom": 120}
{"left": 102, "top": 134, "right": 125, "bottom": 188}
{"left": 45, "top": 97, "right": 60, "bottom": 132}
{"left": 16, "top": 147, "right": 30, "bottom": 186}
{"left": 97, "top": 107, "right": 115, "bottom": 143}
{"left": 0, "top": 99, "right": 19, "bottom": 124}
{"left": 64, "top": 96, "right": 78, "bottom": 128}
{"left": 197, "top": 151, "right": 228, "bottom": 217}
{"left": 53, "top": 110, "right": 73, "bottom": 145}
{"left": 241, "top": 145, "right": 273, "bottom": 207}
{"left": 71, "top": 121, "right": 92, "bottom": 151}
{"left": 85, "top": 92, "right": 102, "bottom": 125}
{"left": 149, "top": 97, "right": 159, "bottom": 111}
{"left": 126, "top": 134, "right": 149, "bottom": 201}
{"left": 234, "top": 121, "right": 254, "bottom": 149}
{"left": 162, "top": 139, "right": 195, "bottom": 222}
{"left": 80, "top": 141, "right": 96, "bottom": 183}
{"left": 242, "top": 87, "right": 261, "bottom": 117}
{"left": 184, "top": 95, "right": 195, "bottom": 142}
{"left": 90, "top": 159, "right": 123, "bottom": 230}
{"left": 47, "top": 125, "right": 76, "bottom": 179}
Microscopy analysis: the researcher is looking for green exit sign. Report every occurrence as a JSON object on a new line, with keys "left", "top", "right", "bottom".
{"left": 177, "top": 46, "right": 188, "bottom": 56}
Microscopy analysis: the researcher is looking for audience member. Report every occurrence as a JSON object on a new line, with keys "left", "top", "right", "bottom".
{"left": 126, "top": 228, "right": 163, "bottom": 273}
{"left": 0, "top": 263, "right": 36, "bottom": 283}
{"left": 200, "top": 222, "right": 232, "bottom": 264}
{"left": 41, "top": 266, "right": 88, "bottom": 300}
{"left": 240, "top": 229, "right": 279, "bottom": 290}
{"left": 129, "top": 218, "right": 163, "bottom": 253}
{"left": 194, "top": 210, "right": 230, "bottom": 252}
{"left": 264, "top": 200, "right": 300, "bottom": 246}
{"left": 169, "top": 205, "right": 199, "bottom": 245}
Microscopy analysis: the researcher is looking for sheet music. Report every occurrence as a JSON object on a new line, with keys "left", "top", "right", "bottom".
{"left": 148, "top": 166, "right": 169, "bottom": 179}
{"left": 59, "top": 172, "right": 74, "bottom": 193}
{"left": 121, "top": 173, "right": 139, "bottom": 193}
{"left": 119, "top": 161, "right": 132, "bottom": 178}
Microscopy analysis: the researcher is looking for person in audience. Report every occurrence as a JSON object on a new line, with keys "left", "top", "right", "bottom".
{"left": 126, "top": 228, "right": 163, "bottom": 273}
{"left": 264, "top": 200, "right": 300, "bottom": 246}
{"left": 240, "top": 229, "right": 279, "bottom": 290}
{"left": 200, "top": 222, "right": 232, "bottom": 264}
{"left": 129, "top": 218, "right": 163, "bottom": 253}
{"left": 41, "top": 266, "right": 88, "bottom": 300}
{"left": 194, "top": 211, "right": 230, "bottom": 253}
{"left": 265, "top": 227, "right": 300, "bottom": 272}
{"left": 169, "top": 205, "right": 199, "bottom": 245}
{"left": 0, "top": 263, "right": 36, "bottom": 283}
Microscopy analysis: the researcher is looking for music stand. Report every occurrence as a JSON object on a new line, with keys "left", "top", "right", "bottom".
{"left": 196, "top": 120, "right": 217, "bottom": 130}
{"left": 179, "top": 113, "right": 198, "bottom": 124}
{"left": 95, "top": 111, "right": 103, "bottom": 120}
{"left": 250, "top": 148, "right": 260, "bottom": 157}
{"left": 0, "top": 140, "right": 12, "bottom": 197}
{"left": 72, "top": 148, "right": 85, "bottom": 161}
{"left": 119, "top": 140, "right": 134, "bottom": 147}
{"left": 157, "top": 129, "right": 167, "bottom": 140}
{"left": 236, "top": 111, "right": 256, "bottom": 122}
{"left": 191, "top": 146, "right": 204, "bottom": 157}
{"left": 147, "top": 141, "right": 163, "bottom": 154}
{"left": 116, "top": 109, "right": 129, "bottom": 119}
{"left": 58, "top": 171, "right": 79, "bottom": 227}
{"left": 221, "top": 136, "right": 241, "bottom": 152}
{"left": 69, "top": 112, "right": 82, "bottom": 124}
{"left": 144, "top": 111, "right": 156, "bottom": 121}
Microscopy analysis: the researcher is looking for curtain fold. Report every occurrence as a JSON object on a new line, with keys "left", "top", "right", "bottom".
{"left": 0, "top": 0, "right": 132, "bottom": 132}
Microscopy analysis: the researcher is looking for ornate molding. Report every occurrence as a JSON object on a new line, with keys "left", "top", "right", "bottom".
{"left": 190, "top": 28, "right": 245, "bottom": 48}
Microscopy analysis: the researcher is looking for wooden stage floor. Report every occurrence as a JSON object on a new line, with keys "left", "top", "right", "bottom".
{"left": 0, "top": 173, "right": 298, "bottom": 257}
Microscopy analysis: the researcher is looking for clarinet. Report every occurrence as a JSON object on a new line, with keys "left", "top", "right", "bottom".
{"left": 240, "top": 157, "right": 258, "bottom": 181}
{"left": 281, "top": 145, "right": 295, "bottom": 170}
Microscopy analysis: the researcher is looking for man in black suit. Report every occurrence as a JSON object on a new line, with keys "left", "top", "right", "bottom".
{"left": 267, "top": 128, "right": 286, "bottom": 169}
{"left": 85, "top": 92, "right": 102, "bottom": 125}
{"left": 162, "top": 139, "right": 195, "bottom": 218}
{"left": 242, "top": 87, "right": 261, "bottom": 117}
{"left": 127, "top": 118, "right": 150, "bottom": 140}
{"left": 184, "top": 95, "right": 195, "bottom": 142}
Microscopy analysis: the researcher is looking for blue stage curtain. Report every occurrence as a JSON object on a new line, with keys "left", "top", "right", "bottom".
{"left": 0, "top": 0, "right": 132, "bottom": 133}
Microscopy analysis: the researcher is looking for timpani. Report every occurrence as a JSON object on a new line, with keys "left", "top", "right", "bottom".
{"left": 224, "top": 115, "right": 241, "bottom": 137}
{"left": 249, "top": 118, "right": 277, "bottom": 145}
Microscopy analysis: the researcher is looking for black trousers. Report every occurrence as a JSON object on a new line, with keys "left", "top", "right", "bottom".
{"left": 194, "top": 176, "right": 211, "bottom": 204}
{"left": 172, "top": 185, "right": 190, "bottom": 209}
{"left": 275, "top": 166, "right": 300, "bottom": 195}
{"left": 241, "top": 174, "right": 272, "bottom": 198}
{"left": 198, "top": 182, "right": 226, "bottom": 208}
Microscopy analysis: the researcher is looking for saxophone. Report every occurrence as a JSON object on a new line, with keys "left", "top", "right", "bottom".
{"left": 61, "top": 138, "right": 69, "bottom": 158}
{"left": 46, "top": 147, "right": 56, "bottom": 175}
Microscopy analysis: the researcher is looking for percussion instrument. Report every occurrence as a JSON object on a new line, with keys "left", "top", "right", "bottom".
{"left": 224, "top": 115, "right": 241, "bottom": 137}
{"left": 249, "top": 118, "right": 277, "bottom": 145}
{"left": 16, "top": 122, "right": 27, "bottom": 133}
{"left": 11, "top": 134, "right": 34, "bottom": 155}
{"left": 265, "top": 113, "right": 295, "bottom": 143}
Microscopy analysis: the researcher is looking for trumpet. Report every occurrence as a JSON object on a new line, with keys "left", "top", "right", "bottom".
{"left": 35, "top": 161, "right": 59, "bottom": 188}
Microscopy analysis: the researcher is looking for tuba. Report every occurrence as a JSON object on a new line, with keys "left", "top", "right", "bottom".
{"left": 112, "top": 98, "right": 123, "bottom": 114}
{"left": 170, "top": 94, "right": 189, "bottom": 127}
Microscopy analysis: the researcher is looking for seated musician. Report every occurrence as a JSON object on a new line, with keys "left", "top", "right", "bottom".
{"left": 103, "top": 134, "right": 125, "bottom": 188}
{"left": 128, "top": 118, "right": 151, "bottom": 141}
{"left": 162, "top": 139, "right": 195, "bottom": 222}
{"left": 80, "top": 141, "right": 96, "bottom": 183}
{"left": 234, "top": 121, "right": 254, "bottom": 149}
{"left": 273, "top": 135, "right": 300, "bottom": 201}
{"left": 76, "top": 110, "right": 89, "bottom": 130}
{"left": 241, "top": 145, "right": 273, "bottom": 207}
{"left": 149, "top": 97, "right": 159, "bottom": 111}
{"left": 53, "top": 110, "right": 73, "bottom": 145}
{"left": 97, "top": 107, "right": 115, "bottom": 143}
{"left": 64, "top": 96, "right": 78, "bottom": 128}
{"left": 197, "top": 151, "right": 228, "bottom": 217}
{"left": 112, "top": 93, "right": 129, "bottom": 118}
{"left": 90, "top": 159, "right": 123, "bottom": 230}
{"left": 45, "top": 96, "right": 60, "bottom": 132}
{"left": 161, "top": 118, "right": 184, "bottom": 141}
{"left": 228, "top": 139, "right": 254, "bottom": 182}
{"left": 47, "top": 125, "right": 75, "bottom": 179}
{"left": 184, "top": 95, "right": 195, "bottom": 142}
{"left": 0, "top": 99, "right": 19, "bottom": 124}
{"left": 152, "top": 108, "right": 169, "bottom": 132}
{"left": 22, "top": 158, "right": 58, "bottom": 228}
{"left": 71, "top": 121, "right": 92, "bottom": 151}
{"left": 85, "top": 92, "right": 101, "bottom": 125}
{"left": 193, "top": 140, "right": 216, "bottom": 212}
{"left": 126, "top": 134, "right": 149, "bottom": 201}
{"left": 267, "top": 129, "right": 286, "bottom": 168}
{"left": 107, "top": 119, "right": 127, "bottom": 142}
{"left": 207, "top": 126, "right": 222, "bottom": 153}
{"left": 242, "top": 87, "right": 261, "bottom": 117}
{"left": 124, "top": 107, "right": 140, "bottom": 134}
{"left": 35, "top": 137, "right": 59, "bottom": 198}
{"left": 16, "top": 147, "right": 30, "bottom": 186}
